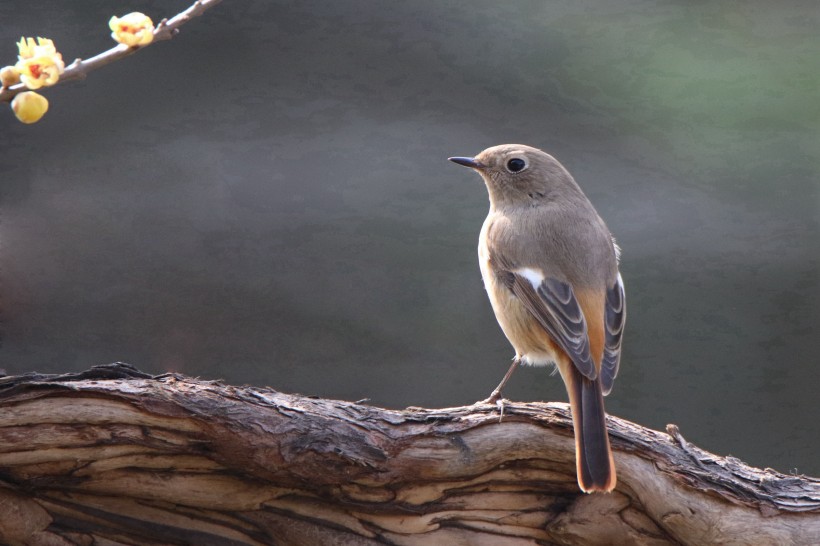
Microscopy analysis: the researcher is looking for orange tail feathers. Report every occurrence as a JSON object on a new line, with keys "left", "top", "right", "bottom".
{"left": 566, "top": 367, "right": 616, "bottom": 493}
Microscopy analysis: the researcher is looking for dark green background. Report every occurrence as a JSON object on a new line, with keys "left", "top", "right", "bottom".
{"left": 1, "top": 1, "right": 818, "bottom": 475}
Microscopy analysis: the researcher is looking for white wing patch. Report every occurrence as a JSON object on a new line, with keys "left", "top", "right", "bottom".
{"left": 515, "top": 267, "right": 545, "bottom": 290}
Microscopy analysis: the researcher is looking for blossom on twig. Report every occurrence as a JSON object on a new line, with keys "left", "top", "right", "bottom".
{"left": 109, "top": 12, "right": 155, "bottom": 46}
{"left": 14, "top": 37, "right": 65, "bottom": 90}
{"left": 2, "top": 0, "right": 223, "bottom": 120}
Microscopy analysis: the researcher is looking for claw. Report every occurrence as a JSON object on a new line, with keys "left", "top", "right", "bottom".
{"left": 496, "top": 398, "right": 505, "bottom": 422}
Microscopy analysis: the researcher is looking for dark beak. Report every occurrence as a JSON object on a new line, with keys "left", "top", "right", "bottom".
{"left": 448, "top": 156, "right": 486, "bottom": 169}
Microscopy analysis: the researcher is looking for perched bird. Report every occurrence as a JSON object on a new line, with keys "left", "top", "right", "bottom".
{"left": 449, "top": 144, "right": 625, "bottom": 493}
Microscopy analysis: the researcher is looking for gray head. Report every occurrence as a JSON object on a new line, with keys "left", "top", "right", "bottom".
{"left": 449, "top": 144, "right": 584, "bottom": 209}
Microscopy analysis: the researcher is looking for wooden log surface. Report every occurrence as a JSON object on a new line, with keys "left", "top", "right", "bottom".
{"left": 0, "top": 363, "right": 817, "bottom": 545}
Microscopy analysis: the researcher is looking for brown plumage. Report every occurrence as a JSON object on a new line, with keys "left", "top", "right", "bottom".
{"left": 449, "top": 144, "right": 626, "bottom": 493}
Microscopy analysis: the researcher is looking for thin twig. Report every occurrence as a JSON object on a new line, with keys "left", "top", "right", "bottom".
{"left": 0, "top": 0, "right": 223, "bottom": 103}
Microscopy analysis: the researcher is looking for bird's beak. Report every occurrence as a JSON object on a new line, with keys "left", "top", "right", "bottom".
{"left": 448, "top": 156, "right": 486, "bottom": 169}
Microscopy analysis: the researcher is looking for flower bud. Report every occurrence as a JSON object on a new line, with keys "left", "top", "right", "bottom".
{"left": 0, "top": 65, "right": 20, "bottom": 87}
{"left": 11, "top": 91, "right": 49, "bottom": 124}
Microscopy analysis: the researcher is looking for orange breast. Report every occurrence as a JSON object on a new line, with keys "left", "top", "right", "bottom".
{"left": 485, "top": 274, "right": 562, "bottom": 365}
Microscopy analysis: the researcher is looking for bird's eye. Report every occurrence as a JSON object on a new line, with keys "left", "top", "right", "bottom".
{"left": 506, "top": 158, "right": 527, "bottom": 173}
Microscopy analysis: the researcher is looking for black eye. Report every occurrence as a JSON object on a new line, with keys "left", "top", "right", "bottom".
{"left": 506, "top": 158, "right": 527, "bottom": 173}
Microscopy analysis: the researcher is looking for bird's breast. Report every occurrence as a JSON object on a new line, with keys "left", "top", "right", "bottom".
{"left": 478, "top": 216, "right": 560, "bottom": 366}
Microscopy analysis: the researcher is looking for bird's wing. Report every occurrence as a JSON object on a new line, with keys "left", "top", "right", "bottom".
{"left": 601, "top": 272, "right": 625, "bottom": 395}
{"left": 495, "top": 260, "right": 597, "bottom": 380}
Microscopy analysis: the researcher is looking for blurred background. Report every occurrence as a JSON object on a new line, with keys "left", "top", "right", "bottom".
{"left": 1, "top": 1, "right": 818, "bottom": 475}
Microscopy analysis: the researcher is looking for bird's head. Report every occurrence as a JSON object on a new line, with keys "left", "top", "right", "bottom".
{"left": 449, "top": 144, "right": 580, "bottom": 208}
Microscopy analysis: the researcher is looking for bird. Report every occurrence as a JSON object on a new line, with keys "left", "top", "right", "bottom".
{"left": 449, "top": 144, "right": 625, "bottom": 493}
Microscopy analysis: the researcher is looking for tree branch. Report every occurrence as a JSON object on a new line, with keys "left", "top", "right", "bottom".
{"left": 0, "top": 363, "right": 817, "bottom": 545}
{"left": 0, "top": 0, "right": 223, "bottom": 103}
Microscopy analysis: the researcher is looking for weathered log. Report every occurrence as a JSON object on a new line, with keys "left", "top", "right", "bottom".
{"left": 0, "top": 363, "right": 817, "bottom": 545}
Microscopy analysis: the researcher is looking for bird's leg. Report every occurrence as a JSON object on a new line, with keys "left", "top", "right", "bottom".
{"left": 480, "top": 357, "right": 521, "bottom": 405}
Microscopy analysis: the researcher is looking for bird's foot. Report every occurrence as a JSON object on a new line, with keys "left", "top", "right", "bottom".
{"left": 474, "top": 391, "right": 508, "bottom": 423}
{"left": 478, "top": 388, "right": 502, "bottom": 406}
{"left": 495, "top": 397, "right": 507, "bottom": 422}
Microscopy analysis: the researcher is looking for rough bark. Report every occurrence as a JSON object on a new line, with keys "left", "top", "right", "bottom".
{"left": 0, "top": 363, "right": 817, "bottom": 546}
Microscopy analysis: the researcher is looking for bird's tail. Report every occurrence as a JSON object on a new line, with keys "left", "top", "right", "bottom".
{"left": 567, "top": 367, "right": 616, "bottom": 493}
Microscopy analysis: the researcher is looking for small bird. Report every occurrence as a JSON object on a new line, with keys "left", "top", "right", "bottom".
{"left": 449, "top": 144, "right": 625, "bottom": 493}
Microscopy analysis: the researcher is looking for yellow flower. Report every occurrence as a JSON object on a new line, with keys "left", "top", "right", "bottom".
{"left": 17, "top": 37, "right": 59, "bottom": 59}
{"left": 109, "top": 12, "right": 155, "bottom": 46}
{"left": 16, "top": 56, "right": 63, "bottom": 89}
{"left": 11, "top": 91, "right": 49, "bottom": 124}
{"left": 14, "top": 37, "right": 65, "bottom": 90}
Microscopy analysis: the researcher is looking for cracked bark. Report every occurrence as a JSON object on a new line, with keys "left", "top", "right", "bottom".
{"left": 0, "top": 363, "right": 817, "bottom": 545}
